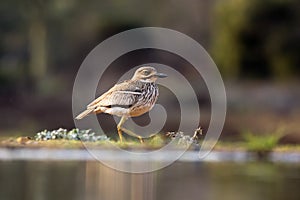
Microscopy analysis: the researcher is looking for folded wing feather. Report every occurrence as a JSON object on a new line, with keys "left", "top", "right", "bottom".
{"left": 87, "top": 80, "right": 142, "bottom": 109}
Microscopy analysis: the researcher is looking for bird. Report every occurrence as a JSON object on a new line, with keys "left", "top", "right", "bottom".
{"left": 75, "top": 66, "right": 167, "bottom": 143}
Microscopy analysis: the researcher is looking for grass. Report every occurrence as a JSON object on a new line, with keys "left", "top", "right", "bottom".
{"left": 243, "top": 132, "right": 281, "bottom": 152}
{"left": 209, "top": 128, "right": 300, "bottom": 154}
{"left": 1, "top": 128, "right": 300, "bottom": 153}
{"left": 239, "top": 129, "right": 286, "bottom": 158}
{"left": 0, "top": 131, "right": 176, "bottom": 150}
{"left": 1, "top": 136, "right": 300, "bottom": 153}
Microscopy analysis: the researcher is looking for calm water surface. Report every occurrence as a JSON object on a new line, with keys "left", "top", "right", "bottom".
{"left": 0, "top": 161, "right": 300, "bottom": 200}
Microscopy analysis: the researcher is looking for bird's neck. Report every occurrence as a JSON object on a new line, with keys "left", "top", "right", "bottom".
{"left": 137, "top": 79, "right": 155, "bottom": 83}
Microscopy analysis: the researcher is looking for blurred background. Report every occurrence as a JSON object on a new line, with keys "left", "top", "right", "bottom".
{"left": 1, "top": 0, "right": 300, "bottom": 143}
{"left": 1, "top": 1, "right": 300, "bottom": 200}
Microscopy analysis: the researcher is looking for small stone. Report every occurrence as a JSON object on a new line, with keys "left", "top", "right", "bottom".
{"left": 17, "top": 137, "right": 31, "bottom": 144}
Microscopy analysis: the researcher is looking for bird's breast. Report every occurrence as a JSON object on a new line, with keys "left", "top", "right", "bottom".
{"left": 129, "top": 83, "right": 159, "bottom": 117}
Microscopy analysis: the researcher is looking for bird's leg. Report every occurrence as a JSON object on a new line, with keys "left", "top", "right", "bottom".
{"left": 117, "top": 116, "right": 144, "bottom": 143}
{"left": 117, "top": 116, "right": 127, "bottom": 143}
{"left": 120, "top": 127, "right": 144, "bottom": 143}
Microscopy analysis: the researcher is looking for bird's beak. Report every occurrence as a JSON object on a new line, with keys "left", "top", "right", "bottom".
{"left": 155, "top": 72, "right": 168, "bottom": 78}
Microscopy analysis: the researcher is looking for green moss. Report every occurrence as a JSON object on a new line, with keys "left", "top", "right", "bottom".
{"left": 2, "top": 136, "right": 300, "bottom": 152}
{"left": 147, "top": 135, "right": 166, "bottom": 148}
{"left": 3, "top": 128, "right": 300, "bottom": 153}
{"left": 242, "top": 129, "right": 285, "bottom": 153}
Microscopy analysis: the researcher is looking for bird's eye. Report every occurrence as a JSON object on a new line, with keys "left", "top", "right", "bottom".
{"left": 142, "top": 70, "right": 150, "bottom": 75}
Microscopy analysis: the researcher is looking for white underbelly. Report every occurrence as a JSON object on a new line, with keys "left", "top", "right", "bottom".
{"left": 104, "top": 107, "right": 130, "bottom": 117}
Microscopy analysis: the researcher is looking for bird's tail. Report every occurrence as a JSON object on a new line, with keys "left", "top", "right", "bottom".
{"left": 75, "top": 109, "right": 94, "bottom": 120}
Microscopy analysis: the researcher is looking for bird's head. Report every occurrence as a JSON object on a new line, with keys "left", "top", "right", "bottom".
{"left": 131, "top": 66, "right": 167, "bottom": 82}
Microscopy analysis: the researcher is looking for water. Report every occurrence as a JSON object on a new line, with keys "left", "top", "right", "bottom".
{"left": 0, "top": 160, "right": 300, "bottom": 200}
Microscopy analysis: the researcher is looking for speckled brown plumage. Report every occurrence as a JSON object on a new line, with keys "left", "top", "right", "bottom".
{"left": 75, "top": 66, "right": 167, "bottom": 142}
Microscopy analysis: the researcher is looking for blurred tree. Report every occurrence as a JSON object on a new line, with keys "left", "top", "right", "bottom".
{"left": 211, "top": 0, "right": 300, "bottom": 80}
{"left": 211, "top": 0, "right": 250, "bottom": 78}
{"left": 0, "top": 0, "right": 50, "bottom": 92}
{"left": 27, "top": 1, "right": 48, "bottom": 83}
{"left": 0, "top": 0, "right": 28, "bottom": 95}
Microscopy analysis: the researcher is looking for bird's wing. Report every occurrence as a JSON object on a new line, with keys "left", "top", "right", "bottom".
{"left": 87, "top": 80, "right": 142, "bottom": 109}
